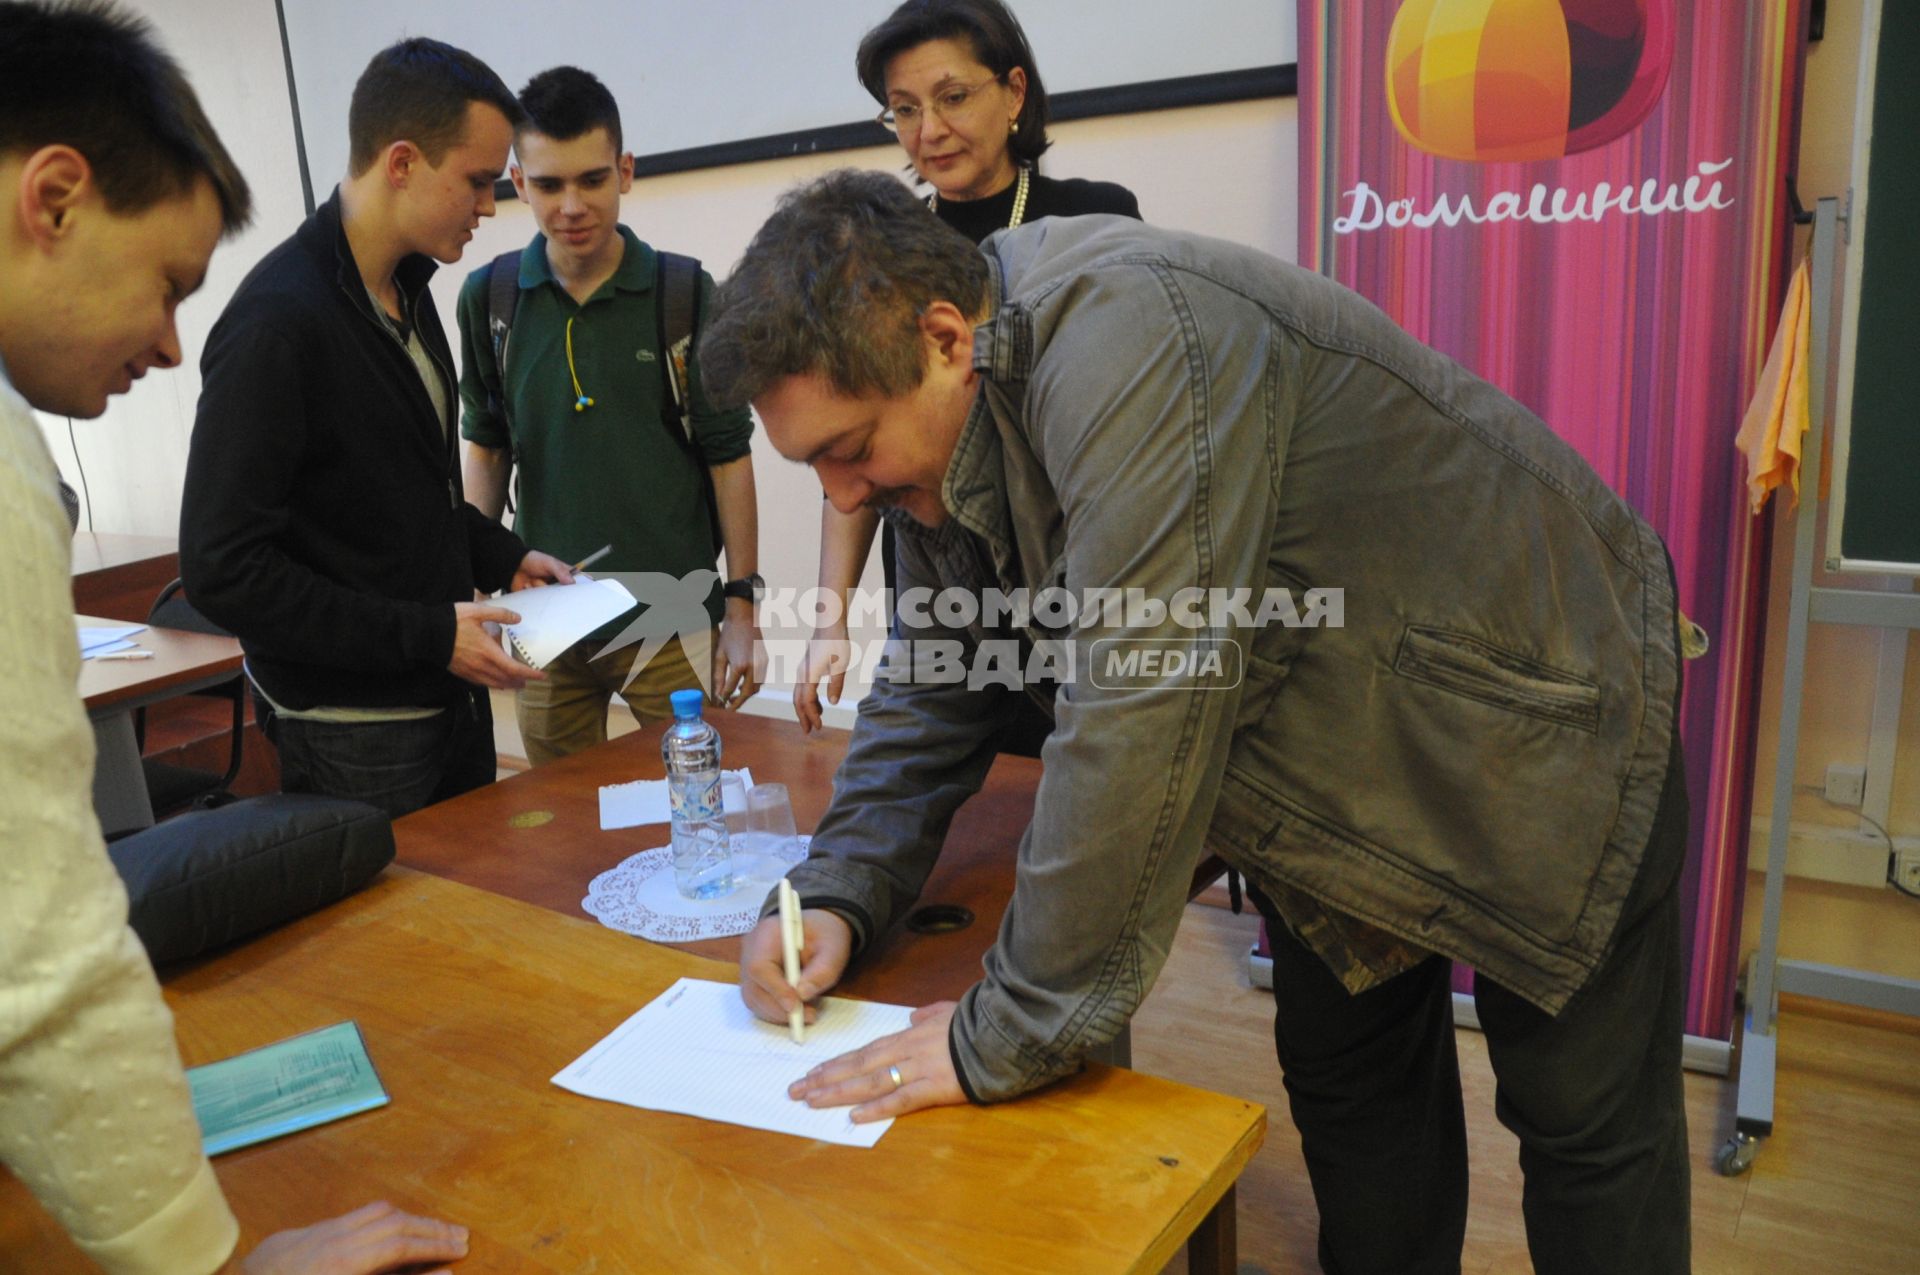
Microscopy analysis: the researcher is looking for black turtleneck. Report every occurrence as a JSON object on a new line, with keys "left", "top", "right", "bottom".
{"left": 931, "top": 171, "right": 1142, "bottom": 245}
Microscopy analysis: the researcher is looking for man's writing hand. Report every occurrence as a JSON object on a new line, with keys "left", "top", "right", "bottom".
{"left": 739, "top": 907, "right": 852, "bottom": 1028}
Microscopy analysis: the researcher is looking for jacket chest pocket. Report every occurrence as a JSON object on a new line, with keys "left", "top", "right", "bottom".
{"left": 1393, "top": 626, "right": 1600, "bottom": 734}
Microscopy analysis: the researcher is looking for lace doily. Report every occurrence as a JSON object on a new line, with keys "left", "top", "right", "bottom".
{"left": 582, "top": 835, "right": 811, "bottom": 943}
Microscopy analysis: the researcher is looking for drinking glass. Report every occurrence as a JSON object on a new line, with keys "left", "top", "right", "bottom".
{"left": 741, "top": 783, "right": 801, "bottom": 872}
{"left": 719, "top": 772, "right": 749, "bottom": 839}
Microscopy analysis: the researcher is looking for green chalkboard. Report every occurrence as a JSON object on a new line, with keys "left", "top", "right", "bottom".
{"left": 1835, "top": 1, "right": 1920, "bottom": 570}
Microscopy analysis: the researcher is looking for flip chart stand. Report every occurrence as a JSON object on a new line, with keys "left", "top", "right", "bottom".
{"left": 1717, "top": 195, "right": 1920, "bottom": 1176}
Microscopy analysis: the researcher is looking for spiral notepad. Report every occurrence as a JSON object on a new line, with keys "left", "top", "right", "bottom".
{"left": 499, "top": 577, "right": 639, "bottom": 669}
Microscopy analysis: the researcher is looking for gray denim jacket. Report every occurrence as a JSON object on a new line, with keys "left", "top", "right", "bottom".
{"left": 784, "top": 217, "right": 1678, "bottom": 1104}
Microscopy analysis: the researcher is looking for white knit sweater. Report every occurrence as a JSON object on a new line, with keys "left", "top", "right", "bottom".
{"left": 0, "top": 369, "right": 238, "bottom": 1273}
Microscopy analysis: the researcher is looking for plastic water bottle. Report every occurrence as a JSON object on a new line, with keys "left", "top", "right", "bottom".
{"left": 663, "top": 688, "right": 734, "bottom": 899}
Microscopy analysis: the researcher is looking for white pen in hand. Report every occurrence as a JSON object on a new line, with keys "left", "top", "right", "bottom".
{"left": 778, "top": 878, "right": 805, "bottom": 1044}
{"left": 569, "top": 543, "right": 612, "bottom": 574}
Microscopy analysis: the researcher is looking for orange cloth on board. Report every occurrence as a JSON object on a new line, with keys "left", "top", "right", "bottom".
{"left": 1734, "top": 255, "right": 1812, "bottom": 512}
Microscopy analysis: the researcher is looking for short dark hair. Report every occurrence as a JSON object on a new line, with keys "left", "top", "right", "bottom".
{"left": 0, "top": 0, "right": 251, "bottom": 234}
{"left": 703, "top": 169, "right": 989, "bottom": 409}
{"left": 347, "top": 37, "right": 524, "bottom": 177}
{"left": 855, "top": 0, "right": 1052, "bottom": 168}
{"left": 517, "top": 66, "right": 623, "bottom": 156}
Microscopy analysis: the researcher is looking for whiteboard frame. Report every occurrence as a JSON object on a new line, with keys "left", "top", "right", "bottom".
{"left": 274, "top": 0, "right": 1296, "bottom": 208}
{"left": 1822, "top": 0, "right": 1920, "bottom": 576}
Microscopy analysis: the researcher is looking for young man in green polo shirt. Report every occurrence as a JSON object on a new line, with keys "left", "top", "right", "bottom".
{"left": 457, "top": 66, "right": 761, "bottom": 765}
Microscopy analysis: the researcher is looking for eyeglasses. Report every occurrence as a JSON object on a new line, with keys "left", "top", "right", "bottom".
{"left": 876, "top": 75, "right": 1005, "bottom": 133}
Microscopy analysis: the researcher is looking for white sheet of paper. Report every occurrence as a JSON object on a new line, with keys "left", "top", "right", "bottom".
{"left": 551, "top": 977, "right": 913, "bottom": 1148}
{"left": 78, "top": 623, "right": 146, "bottom": 654}
{"left": 599, "top": 767, "right": 753, "bottom": 830}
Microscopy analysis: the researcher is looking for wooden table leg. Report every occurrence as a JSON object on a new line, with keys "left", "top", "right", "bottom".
{"left": 1187, "top": 1183, "right": 1237, "bottom": 1275}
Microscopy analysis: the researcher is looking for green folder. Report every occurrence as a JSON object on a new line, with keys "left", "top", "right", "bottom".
{"left": 187, "top": 1021, "right": 389, "bottom": 1156}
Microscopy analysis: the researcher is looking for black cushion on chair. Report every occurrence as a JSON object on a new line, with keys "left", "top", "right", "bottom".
{"left": 107, "top": 794, "right": 395, "bottom": 965}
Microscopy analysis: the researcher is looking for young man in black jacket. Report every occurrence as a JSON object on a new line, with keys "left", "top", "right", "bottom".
{"left": 182, "top": 38, "right": 571, "bottom": 819}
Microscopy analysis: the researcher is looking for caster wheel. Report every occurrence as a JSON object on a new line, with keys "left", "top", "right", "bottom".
{"left": 1715, "top": 1132, "right": 1759, "bottom": 1177}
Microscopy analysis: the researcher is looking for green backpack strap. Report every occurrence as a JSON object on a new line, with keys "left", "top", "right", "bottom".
{"left": 655, "top": 250, "right": 700, "bottom": 442}
{"left": 654, "top": 251, "right": 722, "bottom": 556}
{"left": 485, "top": 251, "right": 523, "bottom": 515}
{"left": 485, "top": 250, "right": 521, "bottom": 407}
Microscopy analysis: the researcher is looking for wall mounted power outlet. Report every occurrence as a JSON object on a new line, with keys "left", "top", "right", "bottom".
{"left": 1824, "top": 763, "right": 1867, "bottom": 808}
{"left": 1895, "top": 851, "right": 1920, "bottom": 896}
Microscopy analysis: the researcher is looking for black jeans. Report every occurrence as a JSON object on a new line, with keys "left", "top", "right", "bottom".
{"left": 257, "top": 687, "right": 496, "bottom": 821}
{"left": 1251, "top": 740, "right": 1692, "bottom": 1275}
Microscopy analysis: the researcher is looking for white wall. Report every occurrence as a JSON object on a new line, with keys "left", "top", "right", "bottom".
{"left": 39, "top": 0, "right": 307, "bottom": 537}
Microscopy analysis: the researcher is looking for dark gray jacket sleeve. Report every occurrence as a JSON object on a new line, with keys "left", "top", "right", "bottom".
{"left": 778, "top": 524, "right": 1013, "bottom": 950}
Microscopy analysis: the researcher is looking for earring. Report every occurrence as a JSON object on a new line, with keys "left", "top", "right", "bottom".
{"left": 1010, "top": 120, "right": 1020, "bottom": 134}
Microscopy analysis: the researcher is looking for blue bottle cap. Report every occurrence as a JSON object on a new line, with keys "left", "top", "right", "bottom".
{"left": 669, "top": 688, "right": 705, "bottom": 719}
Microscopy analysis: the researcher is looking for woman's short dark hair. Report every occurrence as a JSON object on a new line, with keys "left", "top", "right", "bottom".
{"left": 517, "top": 65, "right": 623, "bottom": 156}
{"left": 855, "top": 0, "right": 1052, "bottom": 168}
{"left": 0, "top": 0, "right": 251, "bottom": 234}
{"left": 702, "top": 169, "right": 990, "bottom": 409}
{"left": 347, "top": 38, "right": 524, "bottom": 177}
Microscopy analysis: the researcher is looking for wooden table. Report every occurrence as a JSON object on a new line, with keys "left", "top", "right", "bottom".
{"left": 68, "top": 531, "right": 178, "bottom": 622}
{"left": 395, "top": 713, "right": 1041, "bottom": 1005}
{"left": 395, "top": 712, "right": 1255, "bottom": 1266}
{"left": 0, "top": 867, "right": 1264, "bottom": 1273}
{"left": 77, "top": 613, "right": 242, "bottom": 835}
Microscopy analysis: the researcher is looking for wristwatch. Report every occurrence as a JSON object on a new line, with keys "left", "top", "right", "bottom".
{"left": 722, "top": 572, "right": 765, "bottom": 603}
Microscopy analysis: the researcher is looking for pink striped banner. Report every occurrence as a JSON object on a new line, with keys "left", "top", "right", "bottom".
{"left": 1298, "top": 0, "right": 1808, "bottom": 1039}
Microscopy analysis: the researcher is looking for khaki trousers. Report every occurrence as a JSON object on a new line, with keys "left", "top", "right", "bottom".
{"left": 516, "top": 632, "right": 709, "bottom": 767}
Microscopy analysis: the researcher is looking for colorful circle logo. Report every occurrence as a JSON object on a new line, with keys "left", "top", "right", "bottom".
{"left": 1387, "top": 0, "right": 1674, "bottom": 162}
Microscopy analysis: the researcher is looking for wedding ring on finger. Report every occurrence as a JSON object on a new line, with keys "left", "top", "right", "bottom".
{"left": 888, "top": 1064, "right": 904, "bottom": 1090}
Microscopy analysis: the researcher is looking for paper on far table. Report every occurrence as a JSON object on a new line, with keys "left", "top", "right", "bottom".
{"left": 599, "top": 767, "right": 753, "bottom": 829}
{"left": 552, "top": 977, "right": 912, "bottom": 1147}
{"left": 78, "top": 623, "right": 145, "bottom": 656}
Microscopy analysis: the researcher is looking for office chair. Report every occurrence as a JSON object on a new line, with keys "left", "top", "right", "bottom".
{"left": 134, "top": 578, "right": 245, "bottom": 818}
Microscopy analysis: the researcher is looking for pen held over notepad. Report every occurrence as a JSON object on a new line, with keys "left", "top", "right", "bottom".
{"left": 569, "top": 543, "right": 613, "bottom": 573}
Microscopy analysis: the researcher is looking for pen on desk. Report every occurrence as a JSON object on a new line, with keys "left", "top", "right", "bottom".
{"left": 569, "top": 543, "right": 612, "bottom": 574}
{"left": 91, "top": 650, "right": 153, "bottom": 661}
{"left": 778, "top": 878, "right": 806, "bottom": 1044}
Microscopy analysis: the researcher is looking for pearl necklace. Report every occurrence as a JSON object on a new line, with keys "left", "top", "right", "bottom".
{"left": 928, "top": 165, "right": 1031, "bottom": 229}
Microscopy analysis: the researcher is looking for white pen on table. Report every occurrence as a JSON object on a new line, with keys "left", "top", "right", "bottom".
{"left": 778, "top": 877, "right": 805, "bottom": 1044}
{"left": 91, "top": 650, "right": 153, "bottom": 661}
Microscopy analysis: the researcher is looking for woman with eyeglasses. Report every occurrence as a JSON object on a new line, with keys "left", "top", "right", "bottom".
{"left": 793, "top": 0, "right": 1140, "bottom": 738}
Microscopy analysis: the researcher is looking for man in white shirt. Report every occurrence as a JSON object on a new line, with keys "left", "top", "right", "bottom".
{"left": 0, "top": 3, "right": 469, "bottom": 1271}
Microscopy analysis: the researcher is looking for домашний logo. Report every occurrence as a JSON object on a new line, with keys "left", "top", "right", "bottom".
{"left": 1387, "top": 0, "right": 1673, "bottom": 163}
